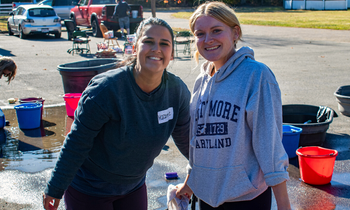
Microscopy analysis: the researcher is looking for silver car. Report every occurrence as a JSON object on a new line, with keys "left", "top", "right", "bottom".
{"left": 7, "top": 4, "right": 61, "bottom": 39}
{"left": 37, "top": 0, "right": 78, "bottom": 20}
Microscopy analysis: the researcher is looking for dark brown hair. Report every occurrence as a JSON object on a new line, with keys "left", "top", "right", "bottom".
{"left": 0, "top": 57, "right": 17, "bottom": 84}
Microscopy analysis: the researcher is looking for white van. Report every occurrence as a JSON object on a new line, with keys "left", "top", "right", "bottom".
{"left": 37, "top": 0, "right": 78, "bottom": 20}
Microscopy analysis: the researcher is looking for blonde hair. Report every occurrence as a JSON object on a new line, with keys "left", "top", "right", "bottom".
{"left": 0, "top": 57, "right": 17, "bottom": 84}
{"left": 189, "top": 1, "right": 242, "bottom": 64}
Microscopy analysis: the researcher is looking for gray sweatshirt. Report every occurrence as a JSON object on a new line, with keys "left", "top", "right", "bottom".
{"left": 187, "top": 47, "right": 289, "bottom": 207}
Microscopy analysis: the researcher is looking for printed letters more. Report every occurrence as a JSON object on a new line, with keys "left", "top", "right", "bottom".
{"left": 196, "top": 100, "right": 240, "bottom": 122}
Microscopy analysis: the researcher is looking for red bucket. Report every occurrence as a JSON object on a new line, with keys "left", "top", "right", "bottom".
{"left": 296, "top": 146, "right": 338, "bottom": 185}
{"left": 63, "top": 93, "right": 82, "bottom": 117}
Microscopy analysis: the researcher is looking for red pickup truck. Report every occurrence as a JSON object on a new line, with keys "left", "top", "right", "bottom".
{"left": 70, "top": 0, "right": 143, "bottom": 37}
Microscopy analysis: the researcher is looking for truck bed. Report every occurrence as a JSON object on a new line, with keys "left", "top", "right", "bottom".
{"left": 102, "top": 4, "right": 144, "bottom": 34}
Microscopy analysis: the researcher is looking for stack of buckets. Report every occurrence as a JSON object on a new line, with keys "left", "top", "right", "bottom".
{"left": 19, "top": 97, "right": 45, "bottom": 120}
{"left": 14, "top": 97, "right": 45, "bottom": 129}
{"left": 63, "top": 93, "right": 82, "bottom": 118}
{"left": 282, "top": 124, "right": 338, "bottom": 185}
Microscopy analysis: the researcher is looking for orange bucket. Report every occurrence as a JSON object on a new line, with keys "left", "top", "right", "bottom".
{"left": 296, "top": 146, "right": 338, "bottom": 185}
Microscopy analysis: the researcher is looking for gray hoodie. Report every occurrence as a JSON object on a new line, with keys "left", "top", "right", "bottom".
{"left": 187, "top": 47, "right": 289, "bottom": 207}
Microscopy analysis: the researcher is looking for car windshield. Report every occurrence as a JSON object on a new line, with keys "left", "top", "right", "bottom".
{"left": 37, "top": 0, "right": 52, "bottom": 6}
{"left": 28, "top": 8, "right": 56, "bottom": 17}
{"left": 93, "top": 0, "right": 115, "bottom": 4}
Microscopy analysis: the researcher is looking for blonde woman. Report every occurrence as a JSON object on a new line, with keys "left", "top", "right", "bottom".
{"left": 176, "top": 2, "right": 292, "bottom": 210}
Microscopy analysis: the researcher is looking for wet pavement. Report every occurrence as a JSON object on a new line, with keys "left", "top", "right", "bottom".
{"left": 0, "top": 106, "right": 191, "bottom": 210}
{"left": 1, "top": 9, "right": 350, "bottom": 210}
{"left": 0, "top": 106, "right": 67, "bottom": 173}
{"left": 2, "top": 105, "right": 350, "bottom": 209}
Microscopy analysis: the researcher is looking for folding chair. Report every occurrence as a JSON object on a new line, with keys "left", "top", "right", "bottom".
{"left": 67, "top": 31, "right": 91, "bottom": 55}
{"left": 100, "top": 23, "right": 120, "bottom": 48}
{"left": 174, "top": 31, "right": 192, "bottom": 57}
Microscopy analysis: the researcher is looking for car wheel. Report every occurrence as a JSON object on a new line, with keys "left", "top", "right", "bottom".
{"left": 91, "top": 19, "right": 102, "bottom": 37}
{"left": 7, "top": 22, "right": 13, "bottom": 35}
{"left": 55, "top": 32, "right": 61, "bottom": 39}
{"left": 19, "top": 25, "right": 26, "bottom": 39}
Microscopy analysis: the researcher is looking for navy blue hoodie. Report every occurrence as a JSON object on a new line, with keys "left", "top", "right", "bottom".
{"left": 45, "top": 65, "right": 190, "bottom": 199}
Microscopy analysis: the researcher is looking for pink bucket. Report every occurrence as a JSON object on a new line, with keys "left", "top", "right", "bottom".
{"left": 63, "top": 93, "right": 82, "bottom": 117}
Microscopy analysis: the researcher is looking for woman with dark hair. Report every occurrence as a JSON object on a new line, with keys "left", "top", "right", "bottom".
{"left": 43, "top": 17, "right": 191, "bottom": 210}
{"left": 0, "top": 57, "right": 17, "bottom": 84}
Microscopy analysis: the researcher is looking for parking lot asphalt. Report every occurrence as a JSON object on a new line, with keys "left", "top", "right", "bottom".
{"left": 0, "top": 9, "right": 350, "bottom": 210}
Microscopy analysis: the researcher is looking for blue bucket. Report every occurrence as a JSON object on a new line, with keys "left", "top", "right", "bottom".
{"left": 0, "top": 109, "right": 5, "bottom": 129}
{"left": 14, "top": 103, "right": 42, "bottom": 129}
{"left": 282, "top": 125, "right": 303, "bottom": 158}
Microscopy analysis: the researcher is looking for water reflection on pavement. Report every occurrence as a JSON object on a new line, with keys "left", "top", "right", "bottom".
{"left": 0, "top": 106, "right": 190, "bottom": 210}
{"left": 1, "top": 106, "right": 67, "bottom": 173}
{"left": 0, "top": 106, "right": 68, "bottom": 209}
{"left": 1, "top": 106, "right": 350, "bottom": 210}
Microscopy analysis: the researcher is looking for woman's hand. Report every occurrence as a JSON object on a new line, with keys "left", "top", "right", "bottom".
{"left": 42, "top": 193, "right": 61, "bottom": 210}
{"left": 175, "top": 174, "right": 193, "bottom": 200}
{"left": 176, "top": 183, "right": 193, "bottom": 200}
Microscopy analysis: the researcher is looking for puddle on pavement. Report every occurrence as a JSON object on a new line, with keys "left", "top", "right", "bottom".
{"left": 1, "top": 106, "right": 350, "bottom": 210}
{"left": 0, "top": 106, "right": 72, "bottom": 173}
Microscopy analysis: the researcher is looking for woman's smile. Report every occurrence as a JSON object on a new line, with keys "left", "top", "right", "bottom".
{"left": 205, "top": 45, "right": 220, "bottom": 51}
{"left": 148, "top": 56, "right": 162, "bottom": 61}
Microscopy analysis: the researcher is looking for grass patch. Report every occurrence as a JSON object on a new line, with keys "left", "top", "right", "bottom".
{"left": 172, "top": 7, "right": 350, "bottom": 30}
{"left": 0, "top": 16, "right": 8, "bottom": 32}
{"left": 172, "top": 27, "right": 190, "bottom": 33}
{"left": 2, "top": 7, "right": 350, "bottom": 31}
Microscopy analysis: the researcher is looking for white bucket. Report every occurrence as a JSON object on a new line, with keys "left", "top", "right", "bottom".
{"left": 132, "top": 10, "right": 138, "bottom": 18}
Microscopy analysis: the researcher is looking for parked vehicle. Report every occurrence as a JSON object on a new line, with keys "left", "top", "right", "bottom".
{"left": 69, "top": 0, "right": 143, "bottom": 37}
{"left": 12, "top": 0, "right": 37, "bottom": 10}
{"left": 37, "top": 0, "right": 78, "bottom": 20}
{"left": 7, "top": 4, "right": 61, "bottom": 39}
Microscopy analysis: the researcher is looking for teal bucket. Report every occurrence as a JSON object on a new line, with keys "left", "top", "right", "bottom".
{"left": 14, "top": 103, "right": 42, "bottom": 129}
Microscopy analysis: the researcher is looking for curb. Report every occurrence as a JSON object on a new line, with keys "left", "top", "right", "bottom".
{"left": 0, "top": 102, "right": 65, "bottom": 110}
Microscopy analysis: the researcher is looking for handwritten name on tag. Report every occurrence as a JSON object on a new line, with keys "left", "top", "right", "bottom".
{"left": 158, "top": 107, "right": 174, "bottom": 124}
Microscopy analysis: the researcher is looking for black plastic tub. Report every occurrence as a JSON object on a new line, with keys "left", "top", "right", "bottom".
{"left": 334, "top": 85, "right": 350, "bottom": 117}
{"left": 57, "top": 59, "right": 119, "bottom": 94}
{"left": 282, "top": 104, "right": 337, "bottom": 147}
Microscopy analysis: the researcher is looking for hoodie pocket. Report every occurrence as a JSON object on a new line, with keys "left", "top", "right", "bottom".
{"left": 187, "top": 164, "right": 257, "bottom": 208}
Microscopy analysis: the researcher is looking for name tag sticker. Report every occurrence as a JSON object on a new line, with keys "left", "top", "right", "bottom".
{"left": 158, "top": 107, "right": 174, "bottom": 124}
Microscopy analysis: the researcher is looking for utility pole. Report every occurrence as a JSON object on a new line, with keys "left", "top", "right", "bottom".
{"left": 151, "top": 0, "right": 156, "bottom": 17}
